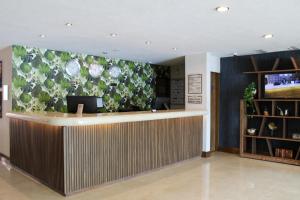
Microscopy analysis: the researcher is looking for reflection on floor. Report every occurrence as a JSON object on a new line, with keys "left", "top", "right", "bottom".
{"left": 0, "top": 152, "right": 300, "bottom": 200}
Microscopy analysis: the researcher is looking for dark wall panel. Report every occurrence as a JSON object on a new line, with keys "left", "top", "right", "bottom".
{"left": 220, "top": 50, "right": 300, "bottom": 149}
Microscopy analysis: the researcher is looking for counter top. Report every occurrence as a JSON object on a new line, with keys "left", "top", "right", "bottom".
{"left": 6, "top": 110, "right": 206, "bottom": 126}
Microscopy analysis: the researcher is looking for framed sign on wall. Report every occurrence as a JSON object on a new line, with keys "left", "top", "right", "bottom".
{"left": 188, "top": 74, "right": 202, "bottom": 94}
{"left": 188, "top": 95, "right": 202, "bottom": 104}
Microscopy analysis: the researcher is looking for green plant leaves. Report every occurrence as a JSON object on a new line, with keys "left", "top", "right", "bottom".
{"left": 13, "top": 46, "right": 27, "bottom": 58}
{"left": 244, "top": 82, "right": 256, "bottom": 114}
{"left": 38, "top": 91, "right": 51, "bottom": 103}
{"left": 20, "top": 63, "right": 32, "bottom": 73}
{"left": 60, "top": 52, "right": 71, "bottom": 62}
{"left": 39, "top": 63, "right": 51, "bottom": 75}
{"left": 20, "top": 93, "right": 32, "bottom": 103}
{"left": 44, "top": 79, "right": 55, "bottom": 89}
{"left": 80, "top": 67, "right": 89, "bottom": 77}
{"left": 85, "top": 56, "right": 94, "bottom": 65}
{"left": 44, "top": 50, "right": 55, "bottom": 61}
{"left": 98, "top": 80, "right": 107, "bottom": 90}
{"left": 13, "top": 76, "right": 27, "bottom": 88}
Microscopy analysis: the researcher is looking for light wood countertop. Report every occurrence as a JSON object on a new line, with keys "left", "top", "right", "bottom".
{"left": 6, "top": 110, "right": 206, "bottom": 126}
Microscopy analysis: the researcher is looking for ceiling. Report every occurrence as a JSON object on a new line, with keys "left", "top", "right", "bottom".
{"left": 1, "top": 0, "right": 300, "bottom": 64}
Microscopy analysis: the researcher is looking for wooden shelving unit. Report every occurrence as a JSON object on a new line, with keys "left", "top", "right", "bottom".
{"left": 241, "top": 100, "right": 300, "bottom": 165}
{"left": 240, "top": 56, "right": 300, "bottom": 166}
{"left": 244, "top": 69, "right": 300, "bottom": 74}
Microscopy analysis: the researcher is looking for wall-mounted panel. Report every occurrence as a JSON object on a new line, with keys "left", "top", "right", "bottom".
{"left": 12, "top": 45, "right": 156, "bottom": 113}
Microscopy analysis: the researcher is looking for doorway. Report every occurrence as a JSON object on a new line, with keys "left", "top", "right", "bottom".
{"left": 210, "top": 72, "right": 220, "bottom": 151}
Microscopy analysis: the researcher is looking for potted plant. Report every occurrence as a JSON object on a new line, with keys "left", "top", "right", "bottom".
{"left": 243, "top": 82, "right": 256, "bottom": 114}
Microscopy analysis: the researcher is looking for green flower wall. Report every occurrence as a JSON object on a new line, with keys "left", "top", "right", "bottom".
{"left": 12, "top": 45, "right": 156, "bottom": 112}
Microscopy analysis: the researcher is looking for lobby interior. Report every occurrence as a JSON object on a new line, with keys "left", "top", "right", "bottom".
{"left": 0, "top": 1, "right": 300, "bottom": 200}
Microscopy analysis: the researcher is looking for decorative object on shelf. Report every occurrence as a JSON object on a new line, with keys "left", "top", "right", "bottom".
{"left": 292, "top": 133, "right": 300, "bottom": 140}
{"left": 243, "top": 82, "right": 256, "bottom": 114}
{"left": 89, "top": 64, "right": 104, "bottom": 78}
{"left": 275, "top": 148, "right": 293, "bottom": 159}
{"left": 268, "top": 122, "right": 278, "bottom": 137}
{"left": 284, "top": 109, "right": 289, "bottom": 116}
{"left": 109, "top": 65, "right": 121, "bottom": 78}
{"left": 66, "top": 59, "right": 81, "bottom": 77}
{"left": 247, "top": 128, "right": 256, "bottom": 136}
{"left": 263, "top": 106, "right": 269, "bottom": 116}
{"left": 277, "top": 106, "right": 284, "bottom": 116}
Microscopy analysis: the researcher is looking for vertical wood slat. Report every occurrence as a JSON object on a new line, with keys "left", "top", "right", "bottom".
{"left": 259, "top": 117, "right": 267, "bottom": 136}
{"left": 240, "top": 100, "right": 247, "bottom": 155}
{"left": 257, "top": 74, "right": 262, "bottom": 99}
{"left": 63, "top": 116, "right": 202, "bottom": 195}
{"left": 283, "top": 119, "right": 287, "bottom": 138}
{"left": 266, "top": 139, "right": 274, "bottom": 157}
{"left": 254, "top": 101, "right": 261, "bottom": 115}
{"left": 251, "top": 56, "right": 259, "bottom": 71}
{"left": 295, "top": 101, "right": 299, "bottom": 117}
{"left": 272, "top": 101, "right": 276, "bottom": 116}
{"left": 291, "top": 57, "right": 299, "bottom": 69}
{"left": 251, "top": 138, "right": 256, "bottom": 154}
{"left": 296, "top": 146, "right": 300, "bottom": 160}
{"left": 10, "top": 119, "right": 65, "bottom": 195}
{"left": 272, "top": 58, "right": 280, "bottom": 71}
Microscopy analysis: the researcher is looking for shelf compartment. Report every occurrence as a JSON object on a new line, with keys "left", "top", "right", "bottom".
{"left": 253, "top": 99, "right": 300, "bottom": 102}
{"left": 244, "top": 135, "right": 300, "bottom": 142}
{"left": 241, "top": 153, "right": 300, "bottom": 166}
{"left": 247, "top": 115, "right": 300, "bottom": 119}
{"left": 244, "top": 69, "right": 300, "bottom": 74}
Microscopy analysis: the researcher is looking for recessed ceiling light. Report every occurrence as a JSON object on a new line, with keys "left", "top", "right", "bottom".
{"left": 172, "top": 47, "right": 177, "bottom": 51}
{"left": 263, "top": 34, "right": 274, "bottom": 39}
{"left": 216, "top": 6, "right": 229, "bottom": 13}
{"left": 145, "top": 41, "right": 152, "bottom": 45}
{"left": 39, "top": 34, "right": 46, "bottom": 38}
{"left": 65, "top": 22, "right": 73, "bottom": 27}
{"left": 110, "top": 33, "right": 118, "bottom": 37}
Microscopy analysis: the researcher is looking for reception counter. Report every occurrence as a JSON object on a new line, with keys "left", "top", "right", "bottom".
{"left": 7, "top": 110, "right": 205, "bottom": 195}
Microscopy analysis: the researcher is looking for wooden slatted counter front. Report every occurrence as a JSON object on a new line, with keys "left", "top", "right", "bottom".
{"left": 7, "top": 110, "right": 205, "bottom": 195}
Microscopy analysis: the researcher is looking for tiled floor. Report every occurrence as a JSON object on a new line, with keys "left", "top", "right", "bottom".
{"left": 0, "top": 152, "right": 299, "bottom": 200}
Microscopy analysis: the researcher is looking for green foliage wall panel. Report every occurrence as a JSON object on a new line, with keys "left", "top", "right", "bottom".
{"left": 12, "top": 45, "right": 155, "bottom": 112}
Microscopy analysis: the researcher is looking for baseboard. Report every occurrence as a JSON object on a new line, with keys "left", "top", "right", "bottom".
{"left": 0, "top": 152, "right": 9, "bottom": 160}
{"left": 217, "top": 147, "right": 240, "bottom": 154}
{"left": 201, "top": 151, "right": 212, "bottom": 158}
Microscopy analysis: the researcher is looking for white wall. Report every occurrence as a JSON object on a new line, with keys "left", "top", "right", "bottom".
{"left": 0, "top": 47, "right": 12, "bottom": 157}
{"left": 185, "top": 53, "right": 220, "bottom": 152}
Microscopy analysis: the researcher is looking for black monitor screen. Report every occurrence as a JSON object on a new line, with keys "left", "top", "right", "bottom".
{"left": 67, "top": 96, "right": 104, "bottom": 113}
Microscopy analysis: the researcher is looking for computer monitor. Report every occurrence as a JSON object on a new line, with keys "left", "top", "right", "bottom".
{"left": 67, "top": 96, "right": 104, "bottom": 113}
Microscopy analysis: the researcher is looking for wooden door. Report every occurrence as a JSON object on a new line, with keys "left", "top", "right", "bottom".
{"left": 211, "top": 72, "right": 220, "bottom": 151}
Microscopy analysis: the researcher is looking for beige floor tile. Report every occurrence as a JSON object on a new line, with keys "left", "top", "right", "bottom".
{"left": 0, "top": 152, "right": 299, "bottom": 200}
